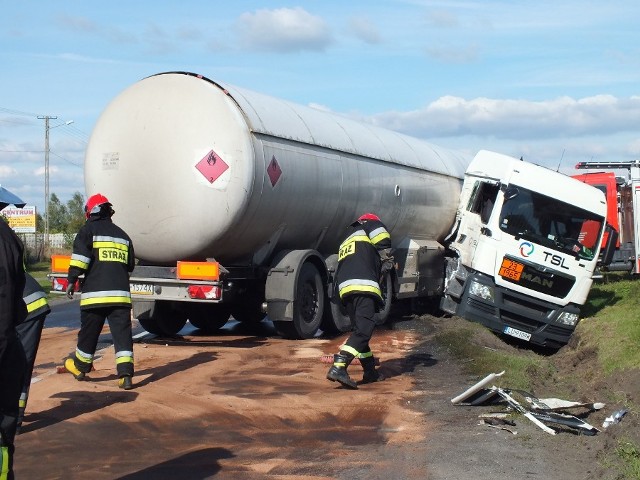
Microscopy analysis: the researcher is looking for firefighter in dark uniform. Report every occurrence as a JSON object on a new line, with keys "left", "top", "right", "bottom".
{"left": 0, "top": 186, "right": 28, "bottom": 480}
{"left": 16, "top": 272, "right": 51, "bottom": 429}
{"left": 326, "top": 213, "right": 392, "bottom": 389}
{"left": 63, "top": 193, "right": 136, "bottom": 390}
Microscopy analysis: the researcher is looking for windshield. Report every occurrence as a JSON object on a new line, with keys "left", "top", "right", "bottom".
{"left": 498, "top": 185, "right": 603, "bottom": 261}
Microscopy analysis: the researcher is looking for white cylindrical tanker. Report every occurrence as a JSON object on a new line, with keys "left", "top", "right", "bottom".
{"left": 84, "top": 72, "right": 473, "bottom": 338}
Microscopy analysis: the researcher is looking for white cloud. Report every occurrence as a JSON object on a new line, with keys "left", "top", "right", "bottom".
{"left": 237, "top": 7, "right": 332, "bottom": 53}
{"left": 424, "top": 10, "right": 459, "bottom": 28}
{"left": 424, "top": 43, "right": 479, "bottom": 63}
{"left": 367, "top": 94, "right": 640, "bottom": 140}
{"left": 347, "top": 16, "right": 381, "bottom": 44}
{"left": 0, "top": 165, "right": 18, "bottom": 177}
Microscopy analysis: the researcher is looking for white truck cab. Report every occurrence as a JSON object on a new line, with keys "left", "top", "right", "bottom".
{"left": 442, "top": 150, "right": 609, "bottom": 349}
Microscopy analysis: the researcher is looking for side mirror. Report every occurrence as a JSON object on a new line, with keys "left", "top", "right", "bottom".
{"left": 599, "top": 224, "right": 618, "bottom": 266}
{"left": 503, "top": 186, "right": 519, "bottom": 201}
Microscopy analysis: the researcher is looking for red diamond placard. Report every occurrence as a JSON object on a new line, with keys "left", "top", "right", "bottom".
{"left": 196, "top": 149, "right": 229, "bottom": 184}
{"left": 267, "top": 155, "right": 282, "bottom": 187}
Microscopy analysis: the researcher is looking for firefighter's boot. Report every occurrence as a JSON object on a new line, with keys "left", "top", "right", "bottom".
{"left": 326, "top": 353, "right": 358, "bottom": 389}
{"left": 64, "top": 357, "right": 86, "bottom": 381}
{"left": 118, "top": 375, "right": 133, "bottom": 390}
{"left": 360, "top": 355, "right": 384, "bottom": 384}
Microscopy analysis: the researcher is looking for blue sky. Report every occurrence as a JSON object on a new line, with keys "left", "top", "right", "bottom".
{"left": 2, "top": 1, "right": 640, "bottom": 213}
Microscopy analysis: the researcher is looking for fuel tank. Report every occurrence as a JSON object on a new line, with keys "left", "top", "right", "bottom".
{"left": 84, "top": 72, "right": 472, "bottom": 265}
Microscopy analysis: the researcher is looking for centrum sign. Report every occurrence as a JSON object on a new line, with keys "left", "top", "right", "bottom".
{"left": 2, "top": 205, "right": 37, "bottom": 233}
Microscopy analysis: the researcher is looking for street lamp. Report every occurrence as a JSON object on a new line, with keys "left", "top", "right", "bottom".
{"left": 38, "top": 116, "right": 74, "bottom": 255}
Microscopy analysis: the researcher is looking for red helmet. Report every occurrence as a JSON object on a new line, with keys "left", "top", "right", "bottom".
{"left": 358, "top": 213, "right": 380, "bottom": 222}
{"left": 85, "top": 193, "right": 111, "bottom": 219}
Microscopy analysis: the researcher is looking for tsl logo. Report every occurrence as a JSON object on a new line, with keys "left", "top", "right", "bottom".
{"left": 519, "top": 241, "right": 534, "bottom": 257}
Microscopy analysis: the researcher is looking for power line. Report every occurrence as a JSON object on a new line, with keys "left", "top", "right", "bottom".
{"left": 50, "top": 150, "right": 83, "bottom": 167}
{"left": 0, "top": 106, "right": 40, "bottom": 117}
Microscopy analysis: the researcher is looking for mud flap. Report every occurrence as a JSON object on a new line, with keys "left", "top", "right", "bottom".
{"left": 265, "top": 250, "right": 325, "bottom": 323}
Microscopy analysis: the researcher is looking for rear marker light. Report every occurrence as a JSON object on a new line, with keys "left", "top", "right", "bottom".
{"left": 187, "top": 285, "right": 222, "bottom": 300}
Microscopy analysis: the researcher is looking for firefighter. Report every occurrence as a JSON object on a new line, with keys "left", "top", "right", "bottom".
{"left": 0, "top": 186, "right": 28, "bottom": 480}
{"left": 326, "top": 213, "right": 392, "bottom": 389}
{"left": 16, "top": 272, "right": 51, "bottom": 430}
{"left": 63, "top": 193, "right": 136, "bottom": 390}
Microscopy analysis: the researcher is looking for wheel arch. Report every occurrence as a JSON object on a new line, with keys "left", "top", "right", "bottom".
{"left": 265, "top": 249, "right": 327, "bottom": 323}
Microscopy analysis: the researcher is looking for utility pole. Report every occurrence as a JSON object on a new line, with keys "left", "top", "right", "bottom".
{"left": 38, "top": 115, "right": 57, "bottom": 255}
{"left": 38, "top": 115, "right": 73, "bottom": 256}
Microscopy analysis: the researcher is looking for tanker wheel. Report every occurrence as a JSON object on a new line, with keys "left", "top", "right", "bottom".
{"left": 138, "top": 301, "right": 187, "bottom": 336}
{"left": 232, "top": 298, "right": 266, "bottom": 323}
{"left": 187, "top": 303, "right": 231, "bottom": 333}
{"left": 274, "top": 262, "right": 324, "bottom": 339}
{"left": 321, "top": 289, "right": 352, "bottom": 334}
{"left": 374, "top": 271, "right": 393, "bottom": 326}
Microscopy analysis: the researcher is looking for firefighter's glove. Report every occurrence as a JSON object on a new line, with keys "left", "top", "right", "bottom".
{"left": 66, "top": 283, "right": 75, "bottom": 299}
{"left": 381, "top": 256, "right": 394, "bottom": 275}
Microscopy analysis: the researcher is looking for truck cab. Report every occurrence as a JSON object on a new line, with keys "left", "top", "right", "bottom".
{"left": 573, "top": 163, "right": 640, "bottom": 273}
{"left": 441, "top": 151, "right": 609, "bottom": 349}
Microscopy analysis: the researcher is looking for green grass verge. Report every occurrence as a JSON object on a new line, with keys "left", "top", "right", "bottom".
{"left": 614, "top": 438, "right": 640, "bottom": 479}
{"left": 434, "top": 323, "right": 555, "bottom": 392}
{"left": 26, "top": 261, "right": 53, "bottom": 294}
{"left": 577, "top": 276, "right": 640, "bottom": 374}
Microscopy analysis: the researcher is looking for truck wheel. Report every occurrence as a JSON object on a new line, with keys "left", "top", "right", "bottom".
{"left": 321, "top": 290, "right": 352, "bottom": 334}
{"left": 274, "top": 262, "right": 324, "bottom": 339}
{"left": 187, "top": 304, "right": 231, "bottom": 333}
{"left": 374, "top": 271, "right": 393, "bottom": 326}
{"left": 138, "top": 301, "right": 187, "bottom": 336}
{"left": 232, "top": 300, "right": 266, "bottom": 323}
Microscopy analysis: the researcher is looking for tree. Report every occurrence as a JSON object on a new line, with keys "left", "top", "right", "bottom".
{"left": 36, "top": 212, "right": 44, "bottom": 233}
{"left": 65, "top": 192, "right": 85, "bottom": 235}
{"left": 47, "top": 193, "right": 67, "bottom": 233}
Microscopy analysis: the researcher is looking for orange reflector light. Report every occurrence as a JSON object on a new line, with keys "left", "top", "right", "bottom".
{"left": 176, "top": 261, "right": 220, "bottom": 281}
{"left": 51, "top": 255, "right": 72, "bottom": 273}
{"left": 187, "top": 285, "right": 222, "bottom": 300}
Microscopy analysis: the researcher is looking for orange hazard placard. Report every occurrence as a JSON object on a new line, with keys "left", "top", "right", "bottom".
{"left": 499, "top": 258, "right": 524, "bottom": 281}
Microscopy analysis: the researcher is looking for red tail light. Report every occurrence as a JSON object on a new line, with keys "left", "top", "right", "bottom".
{"left": 52, "top": 278, "right": 81, "bottom": 292}
{"left": 187, "top": 285, "right": 222, "bottom": 300}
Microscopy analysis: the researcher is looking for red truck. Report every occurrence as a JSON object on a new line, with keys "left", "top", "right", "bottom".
{"left": 573, "top": 160, "right": 640, "bottom": 273}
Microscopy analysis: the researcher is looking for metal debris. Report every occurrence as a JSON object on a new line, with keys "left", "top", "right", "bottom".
{"left": 602, "top": 409, "right": 628, "bottom": 428}
{"left": 451, "top": 371, "right": 604, "bottom": 436}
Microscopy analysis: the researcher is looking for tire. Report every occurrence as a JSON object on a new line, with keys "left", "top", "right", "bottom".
{"left": 138, "top": 301, "right": 187, "bottom": 336}
{"left": 274, "top": 262, "right": 324, "bottom": 339}
{"left": 187, "top": 303, "right": 231, "bottom": 333}
{"left": 321, "top": 289, "right": 352, "bottom": 334}
{"left": 232, "top": 299, "right": 266, "bottom": 323}
{"left": 374, "top": 271, "right": 393, "bottom": 326}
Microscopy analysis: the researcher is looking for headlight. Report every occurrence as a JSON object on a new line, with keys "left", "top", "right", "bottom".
{"left": 557, "top": 311, "right": 579, "bottom": 326}
{"left": 469, "top": 280, "right": 495, "bottom": 302}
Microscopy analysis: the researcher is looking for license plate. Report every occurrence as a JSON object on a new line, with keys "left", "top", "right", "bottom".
{"left": 503, "top": 326, "right": 531, "bottom": 341}
{"left": 130, "top": 283, "right": 154, "bottom": 295}
{"left": 499, "top": 258, "right": 524, "bottom": 281}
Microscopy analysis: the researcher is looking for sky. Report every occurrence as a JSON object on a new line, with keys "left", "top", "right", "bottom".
{"left": 1, "top": 1, "right": 640, "bottom": 214}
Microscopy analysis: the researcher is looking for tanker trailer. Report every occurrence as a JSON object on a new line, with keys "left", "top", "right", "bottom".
{"left": 83, "top": 71, "right": 470, "bottom": 338}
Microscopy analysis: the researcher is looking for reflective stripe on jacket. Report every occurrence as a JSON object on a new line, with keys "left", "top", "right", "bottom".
{"left": 67, "top": 216, "right": 135, "bottom": 310}
{"left": 22, "top": 273, "right": 50, "bottom": 322}
{"left": 335, "top": 219, "right": 391, "bottom": 302}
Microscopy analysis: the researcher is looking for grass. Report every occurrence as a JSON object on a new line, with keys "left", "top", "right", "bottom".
{"left": 26, "top": 261, "right": 53, "bottom": 294}
{"left": 614, "top": 439, "right": 640, "bottom": 479}
{"left": 434, "top": 323, "right": 555, "bottom": 392}
{"left": 577, "top": 275, "right": 640, "bottom": 374}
